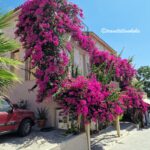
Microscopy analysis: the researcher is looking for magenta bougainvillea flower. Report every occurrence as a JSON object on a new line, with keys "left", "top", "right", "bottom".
{"left": 91, "top": 49, "right": 137, "bottom": 86}
{"left": 56, "top": 76, "right": 104, "bottom": 122}
{"left": 120, "top": 86, "right": 148, "bottom": 113}
{"left": 56, "top": 76, "right": 124, "bottom": 123}
{"left": 98, "top": 83, "right": 124, "bottom": 122}
{"left": 16, "top": 0, "right": 84, "bottom": 102}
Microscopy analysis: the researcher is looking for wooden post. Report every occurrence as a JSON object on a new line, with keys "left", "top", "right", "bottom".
{"left": 67, "top": 114, "right": 70, "bottom": 129}
{"left": 96, "top": 120, "right": 99, "bottom": 131}
{"left": 85, "top": 123, "right": 91, "bottom": 150}
{"left": 116, "top": 116, "right": 121, "bottom": 137}
{"left": 77, "top": 115, "right": 81, "bottom": 131}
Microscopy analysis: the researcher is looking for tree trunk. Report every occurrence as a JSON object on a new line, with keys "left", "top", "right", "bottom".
{"left": 116, "top": 116, "right": 121, "bottom": 137}
{"left": 96, "top": 120, "right": 99, "bottom": 131}
{"left": 77, "top": 115, "right": 81, "bottom": 131}
{"left": 85, "top": 123, "right": 91, "bottom": 150}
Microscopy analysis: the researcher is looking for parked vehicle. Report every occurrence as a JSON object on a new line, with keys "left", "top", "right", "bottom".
{"left": 0, "top": 96, "right": 35, "bottom": 136}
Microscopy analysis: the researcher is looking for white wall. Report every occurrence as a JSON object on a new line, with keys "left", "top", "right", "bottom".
{"left": 8, "top": 81, "right": 58, "bottom": 127}
{"left": 93, "top": 38, "right": 106, "bottom": 51}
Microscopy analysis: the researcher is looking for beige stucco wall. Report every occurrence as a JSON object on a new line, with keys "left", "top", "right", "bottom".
{"left": 92, "top": 36, "right": 107, "bottom": 51}
{"left": 8, "top": 81, "right": 58, "bottom": 127}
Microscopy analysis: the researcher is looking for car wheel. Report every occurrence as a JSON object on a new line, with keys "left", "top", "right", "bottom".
{"left": 18, "top": 119, "right": 32, "bottom": 137}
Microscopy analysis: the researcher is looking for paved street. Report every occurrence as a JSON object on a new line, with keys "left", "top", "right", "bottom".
{"left": 0, "top": 129, "right": 73, "bottom": 150}
{"left": 110, "top": 127, "right": 150, "bottom": 150}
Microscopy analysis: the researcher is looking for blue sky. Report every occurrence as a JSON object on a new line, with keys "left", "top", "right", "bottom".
{"left": 0, "top": 0, "right": 150, "bottom": 68}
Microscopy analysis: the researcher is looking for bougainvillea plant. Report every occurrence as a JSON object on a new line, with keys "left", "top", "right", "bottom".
{"left": 99, "top": 82, "right": 124, "bottom": 122}
{"left": 120, "top": 86, "right": 148, "bottom": 113}
{"left": 91, "top": 49, "right": 137, "bottom": 87}
{"left": 15, "top": 0, "right": 84, "bottom": 102}
{"left": 119, "top": 86, "right": 149, "bottom": 123}
{"left": 55, "top": 76, "right": 105, "bottom": 123}
{"left": 55, "top": 76, "right": 124, "bottom": 123}
{"left": 90, "top": 50, "right": 136, "bottom": 122}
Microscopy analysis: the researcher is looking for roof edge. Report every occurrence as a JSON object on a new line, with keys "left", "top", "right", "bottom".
{"left": 86, "top": 31, "right": 117, "bottom": 54}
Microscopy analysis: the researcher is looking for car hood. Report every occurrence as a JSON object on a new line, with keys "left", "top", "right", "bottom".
{"left": 14, "top": 108, "right": 34, "bottom": 114}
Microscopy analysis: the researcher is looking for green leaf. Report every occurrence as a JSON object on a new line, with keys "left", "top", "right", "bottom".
{"left": 0, "top": 69, "right": 20, "bottom": 82}
{"left": 0, "top": 57, "right": 22, "bottom": 67}
{"left": 0, "top": 69, "right": 21, "bottom": 94}
{"left": 0, "top": 35, "right": 20, "bottom": 53}
{"left": 137, "top": 66, "right": 150, "bottom": 97}
{"left": 0, "top": 11, "right": 21, "bottom": 92}
{"left": 0, "top": 10, "right": 17, "bottom": 29}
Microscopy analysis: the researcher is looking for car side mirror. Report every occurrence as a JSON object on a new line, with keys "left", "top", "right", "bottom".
{"left": 13, "top": 104, "right": 19, "bottom": 109}
{"left": 7, "top": 106, "right": 13, "bottom": 113}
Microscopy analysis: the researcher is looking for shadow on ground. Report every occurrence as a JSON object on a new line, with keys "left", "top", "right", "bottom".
{"left": 91, "top": 122, "right": 135, "bottom": 150}
{"left": 0, "top": 128, "right": 73, "bottom": 150}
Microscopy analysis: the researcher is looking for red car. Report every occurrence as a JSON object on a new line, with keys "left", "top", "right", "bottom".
{"left": 0, "top": 96, "right": 35, "bottom": 137}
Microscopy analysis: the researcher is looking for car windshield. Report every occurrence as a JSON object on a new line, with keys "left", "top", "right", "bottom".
{"left": 0, "top": 98, "right": 11, "bottom": 112}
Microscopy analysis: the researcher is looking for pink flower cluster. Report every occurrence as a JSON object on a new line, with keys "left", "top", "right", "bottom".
{"left": 57, "top": 76, "right": 124, "bottom": 123}
{"left": 120, "top": 86, "right": 148, "bottom": 113}
{"left": 92, "top": 49, "right": 137, "bottom": 86}
{"left": 98, "top": 84, "right": 124, "bottom": 122}
{"left": 57, "top": 76, "right": 104, "bottom": 122}
{"left": 16, "top": 0, "right": 83, "bottom": 102}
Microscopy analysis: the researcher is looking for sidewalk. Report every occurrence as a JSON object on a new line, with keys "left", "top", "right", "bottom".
{"left": 91, "top": 122, "right": 136, "bottom": 150}
{"left": 110, "top": 127, "right": 150, "bottom": 150}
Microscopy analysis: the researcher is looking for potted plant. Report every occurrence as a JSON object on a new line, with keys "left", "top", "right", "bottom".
{"left": 37, "top": 107, "right": 48, "bottom": 129}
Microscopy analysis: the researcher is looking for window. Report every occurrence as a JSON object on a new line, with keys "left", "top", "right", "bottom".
{"left": 73, "top": 48, "right": 90, "bottom": 76}
{"left": 0, "top": 98, "right": 11, "bottom": 112}
{"left": 10, "top": 49, "right": 20, "bottom": 74}
{"left": 25, "top": 58, "right": 36, "bottom": 80}
{"left": 85, "top": 55, "right": 90, "bottom": 75}
{"left": 11, "top": 49, "right": 35, "bottom": 81}
{"left": 79, "top": 52, "right": 86, "bottom": 75}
